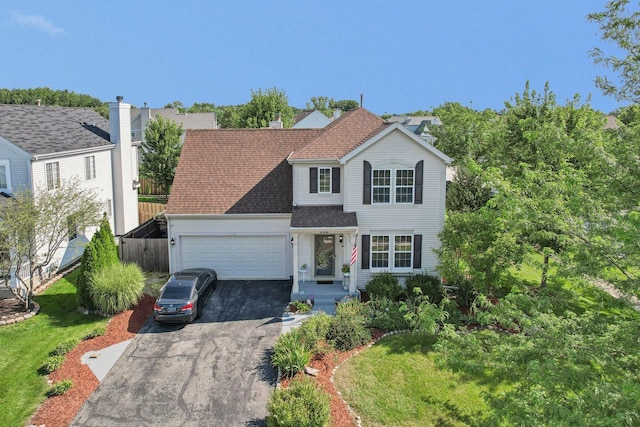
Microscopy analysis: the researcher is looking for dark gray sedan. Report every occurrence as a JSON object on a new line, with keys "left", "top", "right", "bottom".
{"left": 153, "top": 268, "right": 217, "bottom": 323}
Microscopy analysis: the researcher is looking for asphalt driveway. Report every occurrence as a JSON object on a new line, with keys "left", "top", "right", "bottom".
{"left": 72, "top": 280, "right": 291, "bottom": 427}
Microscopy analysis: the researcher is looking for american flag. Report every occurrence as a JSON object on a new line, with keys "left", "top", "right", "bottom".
{"left": 350, "top": 243, "right": 358, "bottom": 266}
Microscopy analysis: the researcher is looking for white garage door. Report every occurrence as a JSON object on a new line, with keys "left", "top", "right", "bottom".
{"left": 180, "top": 235, "right": 288, "bottom": 280}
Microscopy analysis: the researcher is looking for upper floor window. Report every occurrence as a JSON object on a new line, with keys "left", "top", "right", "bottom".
{"left": 364, "top": 160, "right": 423, "bottom": 205}
{"left": 319, "top": 167, "right": 332, "bottom": 193}
{"left": 395, "top": 169, "right": 414, "bottom": 203}
{"left": 85, "top": 156, "right": 96, "bottom": 180}
{"left": 46, "top": 162, "right": 60, "bottom": 190}
{"left": 0, "top": 160, "right": 11, "bottom": 192}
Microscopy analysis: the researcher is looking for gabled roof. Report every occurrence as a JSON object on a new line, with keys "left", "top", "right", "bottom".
{"left": 0, "top": 104, "right": 111, "bottom": 156}
{"left": 289, "top": 108, "right": 390, "bottom": 160}
{"left": 131, "top": 108, "right": 217, "bottom": 129}
{"left": 166, "top": 128, "right": 322, "bottom": 215}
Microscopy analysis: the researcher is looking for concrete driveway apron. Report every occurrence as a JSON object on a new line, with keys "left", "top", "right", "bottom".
{"left": 72, "top": 280, "right": 291, "bottom": 427}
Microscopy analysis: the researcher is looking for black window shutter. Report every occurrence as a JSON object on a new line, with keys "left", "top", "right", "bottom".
{"left": 413, "top": 234, "right": 422, "bottom": 269}
{"left": 363, "top": 161, "right": 371, "bottom": 204}
{"left": 415, "top": 160, "right": 423, "bottom": 204}
{"left": 310, "top": 167, "right": 318, "bottom": 193}
{"left": 332, "top": 167, "right": 340, "bottom": 193}
{"left": 361, "top": 235, "right": 370, "bottom": 270}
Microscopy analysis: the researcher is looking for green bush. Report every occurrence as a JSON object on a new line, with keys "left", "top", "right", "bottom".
{"left": 367, "top": 297, "right": 411, "bottom": 331}
{"left": 405, "top": 274, "right": 445, "bottom": 304}
{"left": 456, "top": 279, "right": 479, "bottom": 308}
{"left": 50, "top": 338, "right": 79, "bottom": 356}
{"left": 40, "top": 355, "right": 65, "bottom": 375}
{"left": 298, "top": 313, "right": 333, "bottom": 355}
{"left": 89, "top": 262, "right": 144, "bottom": 314}
{"left": 327, "top": 314, "right": 371, "bottom": 351}
{"left": 366, "top": 273, "right": 403, "bottom": 300}
{"left": 290, "top": 300, "right": 311, "bottom": 314}
{"left": 83, "top": 326, "right": 107, "bottom": 340}
{"left": 335, "top": 298, "right": 370, "bottom": 321}
{"left": 272, "top": 330, "right": 311, "bottom": 377}
{"left": 267, "top": 377, "right": 331, "bottom": 427}
{"left": 46, "top": 379, "right": 73, "bottom": 397}
{"left": 76, "top": 213, "right": 119, "bottom": 309}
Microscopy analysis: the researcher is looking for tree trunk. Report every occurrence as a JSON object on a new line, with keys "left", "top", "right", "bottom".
{"left": 540, "top": 255, "right": 549, "bottom": 288}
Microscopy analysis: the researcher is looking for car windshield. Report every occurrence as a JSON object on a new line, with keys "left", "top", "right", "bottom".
{"left": 161, "top": 282, "right": 193, "bottom": 300}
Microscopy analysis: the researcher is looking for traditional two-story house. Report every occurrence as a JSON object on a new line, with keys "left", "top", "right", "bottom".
{"left": 165, "top": 108, "right": 451, "bottom": 300}
{"left": 0, "top": 97, "right": 139, "bottom": 279}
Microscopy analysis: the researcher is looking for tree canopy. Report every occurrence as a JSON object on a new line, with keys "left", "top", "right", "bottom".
{"left": 140, "top": 115, "right": 184, "bottom": 194}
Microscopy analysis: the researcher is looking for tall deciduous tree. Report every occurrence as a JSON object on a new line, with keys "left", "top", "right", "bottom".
{"left": 238, "top": 88, "right": 294, "bottom": 128}
{"left": 588, "top": 0, "right": 640, "bottom": 103}
{"left": 140, "top": 115, "right": 183, "bottom": 194}
{"left": 0, "top": 179, "right": 105, "bottom": 309}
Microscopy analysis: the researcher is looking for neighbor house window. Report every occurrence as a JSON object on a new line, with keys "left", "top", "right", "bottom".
{"left": 0, "top": 160, "right": 10, "bottom": 191}
{"left": 85, "top": 156, "right": 96, "bottom": 180}
{"left": 372, "top": 169, "right": 391, "bottom": 203}
{"left": 46, "top": 162, "right": 60, "bottom": 190}
{"left": 395, "top": 169, "right": 414, "bottom": 203}
{"left": 370, "top": 234, "right": 413, "bottom": 270}
{"left": 319, "top": 167, "right": 331, "bottom": 193}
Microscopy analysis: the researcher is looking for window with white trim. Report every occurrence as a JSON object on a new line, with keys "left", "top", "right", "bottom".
{"left": 46, "top": 162, "right": 60, "bottom": 190}
{"left": 395, "top": 169, "right": 414, "bottom": 203}
{"left": 319, "top": 167, "right": 331, "bottom": 193}
{"left": 0, "top": 160, "right": 11, "bottom": 191}
{"left": 85, "top": 156, "right": 96, "bottom": 180}
{"left": 370, "top": 234, "right": 413, "bottom": 271}
{"left": 372, "top": 169, "right": 391, "bottom": 203}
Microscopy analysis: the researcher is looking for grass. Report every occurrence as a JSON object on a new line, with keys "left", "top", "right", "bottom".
{"left": 333, "top": 333, "right": 497, "bottom": 426}
{"left": 0, "top": 269, "right": 109, "bottom": 427}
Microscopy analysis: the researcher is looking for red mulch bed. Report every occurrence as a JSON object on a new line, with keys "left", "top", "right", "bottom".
{"left": 28, "top": 294, "right": 155, "bottom": 427}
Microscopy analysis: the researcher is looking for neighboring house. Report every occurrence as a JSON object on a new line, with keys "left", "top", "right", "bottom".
{"left": 293, "top": 110, "right": 332, "bottom": 128}
{"left": 131, "top": 106, "right": 217, "bottom": 142}
{"left": 386, "top": 115, "right": 442, "bottom": 144}
{"left": 165, "top": 108, "right": 451, "bottom": 297}
{"left": 0, "top": 97, "right": 139, "bottom": 281}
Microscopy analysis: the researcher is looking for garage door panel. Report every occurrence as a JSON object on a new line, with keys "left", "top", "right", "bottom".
{"left": 180, "top": 235, "right": 287, "bottom": 280}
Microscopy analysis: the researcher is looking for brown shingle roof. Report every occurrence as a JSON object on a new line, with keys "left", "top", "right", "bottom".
{"left": 166, "top": 108, "right": 387, "bottom": 215}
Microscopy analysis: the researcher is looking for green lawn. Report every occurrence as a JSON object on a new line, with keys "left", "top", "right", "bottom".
{"left": 0, "top": 270, "right": 109, "bottom": 427}
{"left": 333, "top": 333, "right": 499, "bottom": 426}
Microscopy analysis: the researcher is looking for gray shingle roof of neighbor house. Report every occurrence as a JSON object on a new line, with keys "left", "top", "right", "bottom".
{"left": 166, "top": 108, "right": 387, "bottom": 216}
{"left": 0, "top": 104, "right": 111, "bottom": 156}
{"left": 290, "top": 205, "right": 358, "bottom": 228}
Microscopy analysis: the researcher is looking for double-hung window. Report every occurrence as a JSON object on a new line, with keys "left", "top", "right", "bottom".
{"left": 369, "top": 234, "right": 413, "bottom": 271}
{"left": 318, "top": 167, "right": 331, "bottom": 193}
{"left": 372, "top": 169, "right": 391, "bottom": 203}
{"left": 46, "top": 162, "right": 60, "bottom": 190}
{"left": 0, "top": 160, "right": 10, "bottom": 192}
{"left": 85, "top": 156, "right": 96, "bottom": 180}
{"left": 395, "top": 169, "right": 414, "bottom": 203}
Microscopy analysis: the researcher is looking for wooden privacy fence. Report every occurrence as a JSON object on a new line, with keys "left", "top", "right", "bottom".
{"left": 120, "top": 218, "right": 169, "bottom": 272}
{"left": 138, "top": 202, "right": 167, "bottom": 224}
{"left": 138, "top": 177, "right": 165, "bottom": 195}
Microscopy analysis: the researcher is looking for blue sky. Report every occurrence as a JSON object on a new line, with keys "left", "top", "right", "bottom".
{"left": 0, "top": 1, "right": 627, "bottom": 115}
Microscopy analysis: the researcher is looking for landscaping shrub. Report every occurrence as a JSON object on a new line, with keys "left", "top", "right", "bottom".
{"left": 365, "top": 272, "right": 403, "bottom": 300}
{"left": 456, "top": 279, "right": 479, "bottom": 308}
{"left": 297, "top": 313, "right": 333, "bottom": 355}
{"left": 367, "top": 297, "right": 411, "bottom": 331}
{"left": 89, "top": 262, "right": 144, "bottom": 314}
{"left": 76, "top": 213, "right": 119, "bottom": 309}
{"left": 290, "top": 300, "right": 311, "bottom": 314}
{"left": 334, "top": 298, "right": 370, "bottom": 321}
{"left": 267, "top": 377, "right": 331, "bottom": 427}
{"left": 46, "top": 379, "right": 73, "bottom": 397}
{"left": 327, "top": 314, "right": 371, "bottom": 351}
{"left": 40, "top": 355, "right": 65, "bottom": 375}
{"left": 405, "top": 274, "right": 445, "bottom": 304}
{"left": 271, "top": 330, "right": 311, "bottom": 377}
{"left": 83, "top": 326, "right": 107, "bottom": 340}
{"left": 50, "top": 338, "right": 79, "bottom": 356}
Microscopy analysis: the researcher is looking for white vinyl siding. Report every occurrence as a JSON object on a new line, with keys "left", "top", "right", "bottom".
{"left": 293, "top": 163, "right": 343, "bottom": 205}
{"left": 46, "top": 162, "right": 60, "bottom": 190}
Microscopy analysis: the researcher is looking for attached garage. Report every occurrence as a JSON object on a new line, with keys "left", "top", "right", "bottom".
{"left": 179, "top": 235, "right": 289, "bottom": 280}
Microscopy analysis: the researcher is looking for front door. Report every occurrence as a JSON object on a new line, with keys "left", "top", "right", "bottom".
{"left": 315, "top": 235, "right": 335, "bottom": 277}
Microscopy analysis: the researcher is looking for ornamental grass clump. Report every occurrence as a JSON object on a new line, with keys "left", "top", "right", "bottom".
{"left": 267, "top": 376, "right": 331, "bottom": 427}
{"left": 271, "top": 330, "right": 311, "bottom": 377}
{"left": 89, "top": 262, "right": 144, "bottom": 314}
{"left": 46, "top": 379, "right": 73, "bottom": 397}
{"left": 50, "top": 338, "right": 79, "bottom": 356}
{"left": 297, "top": 312, "right": 333, "bottom": 356}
